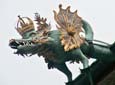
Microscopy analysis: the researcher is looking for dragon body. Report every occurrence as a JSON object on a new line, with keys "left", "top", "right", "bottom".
{"left": 9, "top": 5, "right": 115, "bottom": 84}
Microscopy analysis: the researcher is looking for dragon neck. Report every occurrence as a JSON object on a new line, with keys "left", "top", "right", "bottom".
{"left": 82, "top": 20, "right": 94, "bottom": 41}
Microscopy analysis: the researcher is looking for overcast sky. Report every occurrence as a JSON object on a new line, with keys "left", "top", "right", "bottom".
{"left": 0, "top": 0, "right": 115, "bottom": 85}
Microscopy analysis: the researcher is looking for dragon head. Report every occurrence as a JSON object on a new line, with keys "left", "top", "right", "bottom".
{"left": 9, "top": 13, "right": 52, "bottom": 57}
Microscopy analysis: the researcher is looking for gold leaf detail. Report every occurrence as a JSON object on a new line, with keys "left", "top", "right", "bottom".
{"left": 54, "top": 4, "right": 85, "bottom": 51}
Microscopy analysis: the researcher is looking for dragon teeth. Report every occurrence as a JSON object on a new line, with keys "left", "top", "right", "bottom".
{"left": 20, "top": 42, "right": 24, "bottom": 45}
{"left": 15, "top": 41, "right": 34, "bottom": 46}
{"left": 16, "top": 41, "right": 20, "bottom": 44}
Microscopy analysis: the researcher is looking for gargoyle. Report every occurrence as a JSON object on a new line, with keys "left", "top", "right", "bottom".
{"left": 9, "top": 5, "right": 115, "bottom": 84}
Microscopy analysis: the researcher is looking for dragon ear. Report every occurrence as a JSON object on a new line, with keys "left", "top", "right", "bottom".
{"left": 53, "top": 10, "right": 58, "bottom": 22}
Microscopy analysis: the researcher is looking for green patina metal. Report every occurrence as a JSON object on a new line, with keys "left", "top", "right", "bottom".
{"left": 9, "top": 5, "right": 115, "bottom": 85}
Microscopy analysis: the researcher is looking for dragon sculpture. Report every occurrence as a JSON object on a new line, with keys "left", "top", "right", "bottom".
{"left": 9, "top": 5, "right": 115, "bottom": 84}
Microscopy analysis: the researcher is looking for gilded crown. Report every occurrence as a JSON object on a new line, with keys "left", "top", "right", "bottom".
{"left": 15, "top": 15, "right": 35, "bottom": 36}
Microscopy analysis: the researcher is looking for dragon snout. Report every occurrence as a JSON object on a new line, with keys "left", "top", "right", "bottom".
{"left": 9, "top": 39, "right": 35, "bottom": 49}
{"left": 9, "top": 38, "right": 43, "bottom": 56}
{"left": 9, "top": 39, "right": 20, "bottom": 49}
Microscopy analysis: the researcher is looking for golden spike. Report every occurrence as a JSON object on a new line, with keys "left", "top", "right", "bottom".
{"left": 59, "top": 4, "right": 62, "bottom": 10}
{"left": 18, "top": 15, "right": 26, "bottom": 26}
{"left": 44, "top": 18, "right": 47, "bottom": 22}
{"left": 74, "top": 10, "right": 77, "bottom": 13}
{"left": 53, "top": 10, "right": 66, "bottom": 29}
{"left": 53, "top": 10, "right": 58, "bottom": 21}
{"left": 41, "top": 17, "right": 43, "bottom": 21}
{"left": 66, "top": 6, "right": 70, "bottom": 12}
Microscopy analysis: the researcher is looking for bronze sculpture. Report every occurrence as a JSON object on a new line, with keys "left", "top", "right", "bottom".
{"left": 9, "top": 4, "right": 115, "bottom": 85}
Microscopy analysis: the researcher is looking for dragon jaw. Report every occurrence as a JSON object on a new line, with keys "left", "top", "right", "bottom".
{"left": 9, "top": 38, "right": 40, "bottom": 56}
{"left": 9, "top": 32, "right": 54, "bottom": 57}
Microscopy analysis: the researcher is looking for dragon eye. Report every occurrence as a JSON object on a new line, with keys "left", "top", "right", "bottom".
{"left": 29, "top": 32, "right": 36, "bottom": 37}
{"left": 79, "top": 32, "right": 85, "bottom": 38}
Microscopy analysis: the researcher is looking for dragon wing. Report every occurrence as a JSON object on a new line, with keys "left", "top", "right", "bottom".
{"left": 54, "top": 4, "right": 85, "bottom": 51}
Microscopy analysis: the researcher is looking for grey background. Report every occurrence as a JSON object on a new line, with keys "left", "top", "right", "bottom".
{"left": 0, "top": 0, "right": 115, "bottom": 85}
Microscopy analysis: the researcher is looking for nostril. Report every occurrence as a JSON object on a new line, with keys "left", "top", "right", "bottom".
{"left": 9, "top": 39, "right": 20, "bottom": 49}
